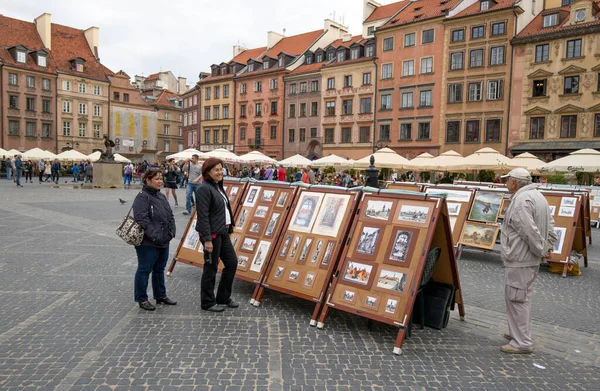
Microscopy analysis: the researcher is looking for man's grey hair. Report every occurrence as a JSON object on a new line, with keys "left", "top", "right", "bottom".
{"left": 513, "top": 177, "right": 532, "bottom": 188}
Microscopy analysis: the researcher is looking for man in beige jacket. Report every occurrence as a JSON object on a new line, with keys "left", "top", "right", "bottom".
{"left": 500, "top": 168, "right": 557, "bottom": 354}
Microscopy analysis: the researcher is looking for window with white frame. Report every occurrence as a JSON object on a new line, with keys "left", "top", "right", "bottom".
{"left": 63, "top": 121, "right": 71, "bottom": 136}
{"left": 165, "top": 112, "right": 170, "bottom": 120}
{"left": 205, "top": 107, "right": 210, "bottom": 120}
{"left": 380, "top": 94, "right": 392, "bottom": 110}
{"left": 468, "top": 82, "right": 483, "bottom": 101}
{"left": 63, "top": 80, "right": 71, "bottom": 91}
{"left": 401, "top": 91, "right": 413, "bottom": 108}
{"left": 164, "top": 125, "right": 170, "bottom": 135}
{"left": 487, "top": 79, "right": 504, "bottom": 100}
{"left": 92, "top": 124, "right": 100, "bottom": 138}
{"left": 26, "top": 76, "right": 35, "bottom": 88}
{"left": 94, "top": 86, "right": 101, "bottom": 95}
{"left": 383, "top": 37, "right": 394, "bottom": 51}
{"left": 270, "top": 78, "right": 278, "bottom": 90}
{"left": 37, "top": 55, "right": 47, "bottom": 67}
{"left": 400, "top": 123, "right": 412, "bottom": 140}
{"left": 490, "top": 46, "right": 505, "bottom": 65}
{"left": 254, "top": 81, "right": 262, "bottom": 92}
{"left": 79, "top": 123, "right": 87, "bottom": 137}
{"left": 543, "top": 13, "right": 558, "bottom": 27}
{"left": 184, "top": 115, "right": 188, "bottom": 126}
{"left": 42, "top": 78, "right": 51, "bottom": 90}
{"left": 448, "top": 83, "right": 463, "bottom": 103}
{"left": 403, "top": 60, "right": 415, "bottom": 76}
{"left": 193, "top": 111, "right": 197, "bottom": 124}
{"left": 164, "top": 141, "right": 170, "bottom": 152}
{"left": 240, "top": 83, "right": 246, "bottom": 94}
{"left": 8, "top": 73, "right": 18, "bottom": 85}
{"left": 78, "top": 83, "right": 86, "bottom": 93}
{"left": 93, "top": 104, "right": 101, "bottom": 116}
{"left": 16, "top": 50, "right": 26, "bottom": 63}
{"left": 419, "top": 90, "right": 432, "bottom": 107}
{"left": 63, "top": 100, "right": 71, "bottom": 113}
{"left": 404, "top": 32, "right": 416, "bottom": 47}
{"left": 421, "top": 57, "right": 433, "bottom": 74}
{"left": 382, "top": 63, "right": 393, "bottom": 79}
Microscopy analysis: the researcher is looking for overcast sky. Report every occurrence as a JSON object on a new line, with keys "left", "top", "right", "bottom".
{"left": 3, "top": 0, "right": 394, "bottom": 86}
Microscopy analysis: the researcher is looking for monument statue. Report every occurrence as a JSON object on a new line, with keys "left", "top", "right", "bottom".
{"left": 99, "top": 135, "right": 116, "bottom": 163}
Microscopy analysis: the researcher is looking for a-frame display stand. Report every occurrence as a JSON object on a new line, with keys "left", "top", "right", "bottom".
{"left": 316, "top": 189, "right": 464, "bottom": 355}
{"left": 423, "top": 186, "right": 476, "bottom": 247}
{"left": 252, "top": 185, "right": 362, "bottom": 324}
{"left": 386, "top": 182, "right": 424, "bottom": 192}
{"left": 167, "top": 178, "right": 248, "bottom": 276}
{"left": 540, "top": 191, "right": 588, "bottom": 278}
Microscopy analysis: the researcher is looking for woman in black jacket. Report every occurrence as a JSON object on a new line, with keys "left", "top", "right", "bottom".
{"left": 195, "top": 158, "right": 238, "bottom": 312}
{"left": 132, "top": 169, "right": 177, "bottom": 311}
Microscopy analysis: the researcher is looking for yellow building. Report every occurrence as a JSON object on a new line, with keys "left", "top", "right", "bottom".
{"left": 146, "top": 90, "right": 183, "bottom": 160}
{"left": 509, "top": 0, "right": 600, "bottom": 159}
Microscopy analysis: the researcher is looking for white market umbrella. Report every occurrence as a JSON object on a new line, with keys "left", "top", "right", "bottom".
{"left": 421, "top": 150, "right": 464, "bottom": 171}
{"left": 4, "top": 149, "right": 22, "bottom": 156}
{"left": 445, "top": 147, "right": 518, "bottom": 173}
{"left": 277, "top": 154, "right": 313, "bottom": 168}
{"left": 539, "top": 148, "right": 600, "bottom": 173}
{"left": 353, "top": 147, "right": 410, "bottom": 170}
{"left": 403, "top": 152, "right": 435, "bottom": 171}
{"left": 0, "top": 148, "right": 7, "bottom": 156}
{"left": 88, "top": 151, "right": 132, "bottom": 164}
{"left": 511, "top": 152, "right": 546, "bottom": 173}
{"left": 114, "top": 154, "right": 132, "bottom": 163}
{"left": 204, "top": 148, "right": 242, "bottom": 164}
{"left": 56, "top": 149, "right": 89, "bottom": 161}
{"left": 310, "top": 154, "right": 355, "bottom": 169}
{"left": 238, "top": 151, "right": 278, "bottom": 165}
{"left": 165, "top": 148, "right": 206, "bottom": 162}
{"left": 22, "top": 148, "right": 56, "bottom": 160}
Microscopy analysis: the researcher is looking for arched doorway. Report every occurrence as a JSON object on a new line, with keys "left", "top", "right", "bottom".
{"left": 306, "top": 140, "right": 322, "bottom": 160}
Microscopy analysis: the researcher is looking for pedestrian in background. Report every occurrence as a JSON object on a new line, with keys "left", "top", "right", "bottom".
{"left": 277, "top": 165, "right": 286, "bottom": 181}
{"left": 10, "top": 157, "right": 16, "bottom": 182}
{"left": 51, "top": 159, "right": 61, "bottom": 183}
{"left": 123, "top": 162, "right": 134, "bottom": 188}
{"left": 14, "top": 155, "right": 23, "bottom": 187}
{"left": 72, "top": 163, "right": 79, "bottom": 182}
{"left": 182, "top": 154, "right": 202, "bottom": 215}
{"left": 195, "top": 157, "right": 238, "bottom": 312}
{"left": 164, "top": 159, "right": 179, "bottom": 207}
{"left": 43, "top": 162, "right": 52, "bottom": 182}
{"left": 85, "top": 162, "right": 93, "bottom": 183}
{"left": 24, "top": 160, "right": 33, "bottom": 183}
{"left": 500, "top": 168, "right": 557, "bottom": 354}
{"left": 132, "top": 168, "right": 177, "bottom": 311}
{"left": 38, "top": 159, "right": 45, "bottom": 183}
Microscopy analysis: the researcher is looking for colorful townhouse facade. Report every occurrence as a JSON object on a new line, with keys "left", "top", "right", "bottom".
{"left": 509, "top": 0, "right": 600, "bottom": 160}
{"left": 145, "top": 90, "right": 184, "bottom": 159}
{"left": 181, "top": 84, "right": 201, "bottom": 149}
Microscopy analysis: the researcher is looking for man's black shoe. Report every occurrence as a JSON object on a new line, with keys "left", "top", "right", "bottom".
{"left": 203, "top": 304, "right": 225, "bottom": 312}
{"left": 138, "top": 301, "right": 156, "bottom": 311}
{"left": 156, "top": 297, "right": 177, "bottom": 305}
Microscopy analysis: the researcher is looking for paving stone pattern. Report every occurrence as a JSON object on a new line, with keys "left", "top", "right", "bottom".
{"left": 0, "top": 181, "right": 599, "bottom": 390}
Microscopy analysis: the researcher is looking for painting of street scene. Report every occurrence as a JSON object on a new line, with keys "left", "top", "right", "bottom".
{"left": 365, "top": 200, "right": 393, "bottom": 221}
{"left": 398, "top": 204, "right": 429, "bottom": 224}
{"left": 468, "top": 191, "right": 503, "bottom": 223}
{"left": 460, "top": 222, "right": 499, "bottom": 250}
{"left": 343, "top": 261, "right": 373, "bottom": 286}
{"left": 376, "top": 269, "right": 407, "bottom": 293}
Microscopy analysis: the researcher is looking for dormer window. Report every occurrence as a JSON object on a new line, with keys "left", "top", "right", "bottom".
{"left": 17, "top": 50, "right": 26, "bottom": 63}
{"left": 480, "top": 0, "right": 489, "bottom": 11}
{"left": 37, "top": 55, "right": 47, "bottom": 67}
{"left": 278, "top": 57, "right": 284, "bottom": 67}
{"left": 316, "top": 53, "right": 323, "bottom": 62}
{"left": 351, "top": 48, "right": 359, "bottom": 60}
{"left": 327, "top": 51, "right": 335, "bottom": 61}
{"left": 263, "top": 60, "right": 270, "bottom": 69}
{"left": 306, "top": 55, "right": 313, "bottom": 64}
{"left": 336, "top": 51, "right": 345, "bottom": 62}
{"left": 575, "top": 9, "right": 585, "bottom": 22}
{"left": 70, "top": 58, "right": 86, "bottom": 72}
{"left": 248, "top": 63, "right": 254, "bottom": 72}
{"left": 543, "top": 13, "right": 558, "bottom": 28}
{"left": 220, "top": 67, "right": 227, "bottom": 75}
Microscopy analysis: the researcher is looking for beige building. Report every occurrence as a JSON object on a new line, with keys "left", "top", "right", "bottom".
{"left": 509, "top": 0, "right": 600, "bottom": 159}
{"left": 135, "top": 71, "right": 188, "bottom": 94}
{"left": 145, "top": 90, "right": 183, "bottom": 160}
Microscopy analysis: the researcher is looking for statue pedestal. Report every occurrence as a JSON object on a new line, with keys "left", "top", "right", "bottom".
{"left": 93, "top": 163, "right": 122, "bottom": 189}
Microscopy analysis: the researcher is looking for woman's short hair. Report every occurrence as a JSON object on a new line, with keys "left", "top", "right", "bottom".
{"left": 142, "top": 168, "right": 163, "bottom": 184}
{"left": 202, "top": 157, "right": 223, "bottom": 181}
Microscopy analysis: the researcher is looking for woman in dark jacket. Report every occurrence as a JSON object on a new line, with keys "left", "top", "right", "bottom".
{"left": 132, "top": 169, "right": 177, "bottom": 311}
{"left": 195, "top": 158, "right": 238, "bottom": 312}
{"left": 163, "top": 158, "right": 179, "bottom": 207}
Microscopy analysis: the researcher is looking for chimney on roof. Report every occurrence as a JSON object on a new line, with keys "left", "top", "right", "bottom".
{"left": 267, "top": 31, "right": 285, "bottom": 48}
{"left": 34, "top": 13, "right": 51, "bottom": 50}
{"left": 84, "top": 26, "right": 100, "bottom": 60}
{"left": 233, "top": 45, "right": 247, "bottom": 58}
{"left": 342, "top": 33, "right": 353, "bottom": 42}
{"left": 177, "top": 77, "right": 188, "bottom": 94}
{"left": 363, "top": 0, "right": 382, "bottom": 22}
{"left": 324, "top": 19, "right": 348, "bottom": 38}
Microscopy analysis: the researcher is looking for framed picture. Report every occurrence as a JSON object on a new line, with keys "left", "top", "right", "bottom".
{"left": 235, "top": 208, "right": 250, "bottom": 231}
{"left": 273, "top": 265, "right": 285, "bottom": 280}
{"left": 279, "top": 235, "right": 292, "bottom": 257}
{"left": 230, "top": 235, "right": 239, "bottom": 250}
{"left": 383, "top": 227, "right": 419, "bottom": 267}
{"left": 320, "top": 241, "right": 336, "bottom": 268}
{"left": 289, "top": 236, "right": 301, "bottom": 259}
{"left": 341, "top": 289, "right": 357, "bottom": 304}
{"left": 260, "top": 189, "right": 276, "bottom": 203}
{"left": 459, "top": 222, "right": 499, "bottom": 250}
{"left": 240, "top": 237, "right": 257, "bottom": 253}
{"left": 303, "top": 272, "right": 316, "bottom": 288}
{"left": 385, "top": 298, "right": 399, "bottom": 315}
{"left": 312, "top": 193, "right": 351, "bottom": 237}
{"left": 552, "top": 227, "right": 566, "bottom": 254}
{"left": 276, "top": 192, "right": 288, "bottom": 207}
{"left": 449, "top": 216, "right": 457, "bottom": 232}
{"left": 549, "top": 205, "right": 556, "bottom": 216}
{"left": 498, "top": 198, "right": 512, "bottom": 219}
{"left": 468, "top": 191, "right": 504, "bottom": 223}
{"left": 342, "top": 260, "right": 375, "bottom": 289}
{"left": 289, "top": 192, "right": 324, "bottom": 233}
{"left": 364, "top": 199, "right": 394, "bottom": 221}
{"left": 558, "top": 206, "right": 575, "bottom": 217}
{"left": 248, "top": 220, "right": 262, "bottom": 235}
{"left": 426, "top": 188, "right": 472, "bottom": 203}
{"left": 249, "top": 240, "right": 271, "bottom": 273}
{"left": 182, "top": 219, "right": 199, "bottom": 250}
{"left": 447, "top": 202, "right": 461, "bottom": 216}
{"left": 228, "top": 186, "right": 240, "bottom": 201}
{"left": 243, "top": 186, "right": 261, "bottom": 207}
{"left": 362, "top": 295, "right": 380, "bottom": 311}
{"left": 265, "top": 213, "right": 281, "bottom": 237}
{"left": 396, "top": 203, "right": 431, "bottom": 226}
{"left": 354, "top": 224, "right": 383, "bottom": 262}
{"left": 254, "top": 205, "right": 269, "bottom": 219}
{"left": 560, "top": 197, "right": 577, "bottom": 208}
{"left": 288, "top": 270, "right": 300, "bottom": 282}
{"left": 298, "top": 238, "right": 313, "bottom": 262}
{"left": 309, "top": 240, "right": 324, "bottom": 264}
{"left": 237, "top": 255, "right": 250, "bottom": 271}
{"left": 375, "top": 268, "right": 408, "bottom": 295}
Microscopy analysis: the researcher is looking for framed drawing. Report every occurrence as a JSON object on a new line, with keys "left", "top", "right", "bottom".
{"left": 552, "top": 227, "right": 566, "bottom": 254}
{"left": 341, "top": 260, "right": 375, "bottom": 289}
{"left": 459, "top": 222, "right": 499, "bottom": 250}
{"left": 237, "top": 255, "right": 250, "bottom": 271}
{"left": 273, "top": 266, "right": 285, "bottom": 280}
{"left": 361, "top": 295, "right": 380, "bottom": 311}
{"left": 560, "top": 197, "right": 577, "bottom": 208}
{"left": 309, "top": 240, "right": 324, "bottom": 265}
{"left": 341, "top": 289, "right": 357, "bottom": 304}
{"left": 279, "top": 235, "right": 292, "bottom": 257}
{"left": 260, "top": 189, "right": 276, "bottom": 203}
{"left": 264, "top": 213, "right": 281, "bottom": 237}
{"left": 288, "top": 235, "right": 302, "bottom": 259}
{"left": 303, "top": 272, "right": 316, "bottom": 288}
{"left": 498, "top": 198, "right": 512, "bottom": 219}
{"left": 364, "top": 198, "right": 395, "bottom": 222}
{"left": 374, "top": 268, "right": 409, "bottom": 296}
{"left": 254, "top": 205, "right": 269, "bottom": 219}
{"left": 228, "top": 186, "right": 240, "bottom": 202}
{"left": 243, "top": 186, "right": 261, "bottom": 207}
{"left": 182, "top": 219, "right": 199, "bottom": 250}
{"left": 312, "top": 193, "right": 351, "bottom": 237}
{"left": 396, "top": 204, "right": 431, "bottom": 226}
{"left": 558, "top": 206, "right": 575, "bottom": 217}
{"left": 249, "top": 240, "right": 271, "bottom": 273}
{"left": 468, "top": 191, "right": 504, "bottom": 223}
{"left": 354, "top": 224, "right": 385, "bottom": 262}
{"left": 298, "top": 237, "right": 313, "bottom": 263}
{"left": 383, "top": 226, "right": 419, "bottom": 268}
{"left": 248, "top": 220, "right": 263, "bottom": 235}
{"left": 426, "top": 188, "right": 471, "bottom": 203}
{"left": 276, "top": 192, "right": 288, "bottom": 207}
{"left": 239, "top": 237, "right": 257, "bottom": 253}
{"left": 288, "top": 270, "right": 300, "bottom": 282}
{"left": 549, "top": 205, "right": 556, "bottom": 216}
{"left": 320, "top": 241, "right": 336, "bottom": 268}
{"left": 447, "top": 202, "right": 461, "bottom": 216}
{"left": 235, "top": 208, "right": 251, "bottom": 231}
{"left": 385, "top": 298, "right": 399, "bottom": 315}
{"left": 289, "top": 192, "right": 325, "bottom": 233}
{"left": 230, "top": 235, "right": 240, "bottom": 250}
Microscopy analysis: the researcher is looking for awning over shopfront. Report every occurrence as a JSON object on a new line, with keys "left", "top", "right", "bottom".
{"left": 511, "top": 141, "right": 600, "bottom": 154}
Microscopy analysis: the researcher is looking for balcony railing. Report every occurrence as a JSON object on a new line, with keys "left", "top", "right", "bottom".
{"left": 248, "top": 138, "right": 263, "bottom": 148}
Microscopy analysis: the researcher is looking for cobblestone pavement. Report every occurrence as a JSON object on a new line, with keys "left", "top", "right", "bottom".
{"left": 0, "top": 181, "right": 599, "bottom": 390}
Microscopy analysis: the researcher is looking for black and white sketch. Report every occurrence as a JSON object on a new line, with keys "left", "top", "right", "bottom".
{"left": 365, "top": 200, "right": 393, "bottom": 220}
{"left": 552, "top": 227, "right": 566, "bottom": 254}
{"left": 364, "top": 296, "right": 378, "bottom": 308}
{"left": 279, "top": 235, "right": 292, "bottom": 257}
{"left": 241, "top": 237, "right": 257, "bottom": 252}
{"left": 288, "top": 270, "right": 300, "bottom": 281}
{"left": 289, "top": 236, "right": 301, "bottom": 258}
{"left": 249, "top": 240, "right": 271, "bottom": 273}
{"left": 549, "top": 205, "right": 556, "bottom": 216}
{"left": 385, "top": 298, "right": 398, "bottom": 314}
{"left": 299, "top": 238, "right": 313, "bottom": 261}
{"left": 261, "top": 190, "right": 275, "bottom": 202}
{"left": 447, "top": 202, "right": 461, "bottom": 216}
{"left": 398, "top": 204, "right": 429, "bottom": 224}
{"left": 389, "top": 230, "right": 413, "bottom": 262}
{"left": 243, "top": 186, "right": 261, "bottom": 207}
{"left": 254, "top": 206, "right": 269, "bottom": 218}
{"left": 249, "top": 222, "right": 261, "bottom": 233}
{"left": 265, "top": 213, "right": 280, "bottom": 236}
{"left": 558, "top": 206, "right": 575, "bottom": 217}
{"left": 236, "top": 209, "right": 249, "bottom": 229}
{"left": 342, "top": 290, "right": 355, "bottom": 302}
{"left": 276, "top": 192, "right": 288, "bottom": 207}
{"left": 228, "top": 186, "right": 239, "bottom": 201}
{"left": 182, "top": 219, "right": 199, "bottom": 250}
{"left": 560, "top": 197, "right": 577, "bottom": 208}
{"left": 321, "top": 242, "right": 335, "bottom": 266}
{"left": 312, "top": 194, "right": 350, "bottom": 237}
{"left": 237, "top": 255, "right": 249, "bottom": 269}
{"left": 356, "top": 226, "right": 380, "bottom": 255}
{"left": 274, "top": 266, "right": 285, "bottom": 279}
{"left": 310, "top": 240, "right": 323, "bottom": 263}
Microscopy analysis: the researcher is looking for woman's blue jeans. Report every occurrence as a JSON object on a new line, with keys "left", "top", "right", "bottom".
{"left": 134, "top": 244, "right": 169, "bottom": 302}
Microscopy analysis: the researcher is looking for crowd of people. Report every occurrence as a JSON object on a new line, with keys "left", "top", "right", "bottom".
{"left": 1, "top": 155, "right": 93, "bottom": 186}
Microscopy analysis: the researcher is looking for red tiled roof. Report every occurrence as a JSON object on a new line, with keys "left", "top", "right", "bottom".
{"left": 322, "top": 55, "right": 376, "bottom": 69}
{"left": 382, "top": 0, "right": 463, "bottom": 28}
{"left": 51, "top": 23, "right": 110, "bottom": 82}
{"left": 328, "top": 35, "right": 364, "bottom": 49}
{"left": 289, "top": 61, "right": 327, "bottom": 75}
{"left": 198, "top": 73, "right": 234, "bottom": 84}
{"left": 451, "top": 0, "right": 516, "bottom": 19}
{"left": 231, "top": 46, "right": 267, "bottom": 64}
{"left": 236, "top": 65, "right": 289, "bottom": 79}
{"left": 154, "top": 90, "right": 181, "bottom": 108}
{"left": 262, "top": 29, "right": 324, "bottom": 59}
{"left": 515, "top": 4, "right": 600, "bottom": 40}
{"left": 364, "top": 0, "right": 407, "bottom": 23}
{"left": 145, "top": 72, "right": 160, "bottom": 81}
{"left": 0, "top": 15, "right": 58, "bottom": 73}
